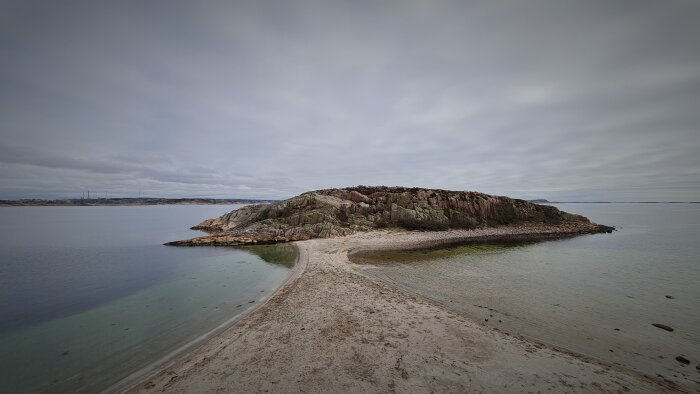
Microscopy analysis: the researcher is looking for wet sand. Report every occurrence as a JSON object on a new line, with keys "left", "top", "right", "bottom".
{"left": 128, "top": 226, "right": 676, "bottom": 393}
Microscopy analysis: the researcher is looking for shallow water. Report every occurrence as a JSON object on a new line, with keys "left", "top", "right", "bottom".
{"left": 358, "top": 203, "right": 700, "bottom": 390}
{"left": 0, "top": 206, "right": 295, "bottom": 393}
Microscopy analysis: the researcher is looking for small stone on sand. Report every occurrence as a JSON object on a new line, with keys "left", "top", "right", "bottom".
{"left": 652, "top": 323, "right": 674, "bottom": 332}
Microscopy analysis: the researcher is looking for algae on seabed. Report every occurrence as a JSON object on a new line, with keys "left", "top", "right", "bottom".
{"left": 351, "top": 241, "right": 531, "bottom": 265}
{"left": 239, "top": 243, "right": 298, "bottom": 268}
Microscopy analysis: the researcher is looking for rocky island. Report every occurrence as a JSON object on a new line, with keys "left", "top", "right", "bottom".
{"left": 167, "top": 186, "right": 612, "bottom": 246}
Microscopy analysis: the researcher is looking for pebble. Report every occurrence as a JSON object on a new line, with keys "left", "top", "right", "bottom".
{"left": 665, "top": 295, "right": 675, "bottom": 299}
{"left": 652, "top": 323, "right": 674, "bottom": 332}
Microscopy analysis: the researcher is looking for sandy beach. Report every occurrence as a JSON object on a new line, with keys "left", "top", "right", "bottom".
{"left": 128, "top": 226, "right": 675, "bottom": 393}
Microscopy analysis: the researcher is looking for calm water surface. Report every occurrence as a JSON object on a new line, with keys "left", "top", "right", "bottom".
{"left": 0, "top": 205, "right": 295, "bottom": 393}
{"left": 359, "top": 203, "right": 700, "bottom": 390}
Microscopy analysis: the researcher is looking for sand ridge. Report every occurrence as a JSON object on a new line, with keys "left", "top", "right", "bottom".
{"left": 128, "top": 227, "right": 677, "bottom": 393}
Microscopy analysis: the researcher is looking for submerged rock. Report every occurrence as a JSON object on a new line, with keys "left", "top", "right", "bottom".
{"left": 168, "top": 186, "right": 614, "bottom": 246}
{"left": 675, "top": 356, "right": 690, "bottom": 364}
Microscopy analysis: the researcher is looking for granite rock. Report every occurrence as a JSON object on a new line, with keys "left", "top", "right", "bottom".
{"left": 168, "top": 186, "right": 613, "bottom": 246}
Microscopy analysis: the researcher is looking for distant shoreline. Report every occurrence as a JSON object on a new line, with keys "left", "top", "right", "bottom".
{"left": 2, "top": 198, "right": 696, "bottom": 207}
{"left": 547, "top": 201, "right": 699, "bottom": 204}
{"left": 0, "top": 198, "right": 277, "bottom": 207}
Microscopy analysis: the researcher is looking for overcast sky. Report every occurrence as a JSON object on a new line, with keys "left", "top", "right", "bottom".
{"left": 1, "top": 1, "right": 699, "bottom": 201}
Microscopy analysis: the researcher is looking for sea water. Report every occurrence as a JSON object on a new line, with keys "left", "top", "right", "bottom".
{"left": 0, "top": 205, "right": 295, "bottom": 393}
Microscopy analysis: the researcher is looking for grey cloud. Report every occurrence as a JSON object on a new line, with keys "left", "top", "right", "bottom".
{"left": 1, "top": 0, "right": 699, "bottom": 201}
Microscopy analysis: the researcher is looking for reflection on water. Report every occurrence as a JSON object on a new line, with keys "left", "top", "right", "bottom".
{"left": 0, "top": 206, "right": 295, "bottom": 393}
{"left": 355, "top": 204, "right": 700, "bottom": 391}
{"left": 240, "top": 243, "right": 298, "bottom": 269}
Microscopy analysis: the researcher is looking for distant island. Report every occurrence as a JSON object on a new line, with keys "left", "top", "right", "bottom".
{"left": 0, "top": 198, "right": 277, "bottom": 207}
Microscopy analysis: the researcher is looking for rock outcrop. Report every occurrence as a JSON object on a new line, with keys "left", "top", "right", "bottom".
{"left": 167, "top": 186, "right": 613, "bottom": 246}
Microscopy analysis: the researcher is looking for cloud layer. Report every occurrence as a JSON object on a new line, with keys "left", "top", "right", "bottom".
{"left": 1, "top": 1, "right": 699, "bottom": 201}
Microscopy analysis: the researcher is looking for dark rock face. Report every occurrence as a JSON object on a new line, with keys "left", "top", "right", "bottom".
{"left": 169, "top": 186, "right": 613, "bottom": 246}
